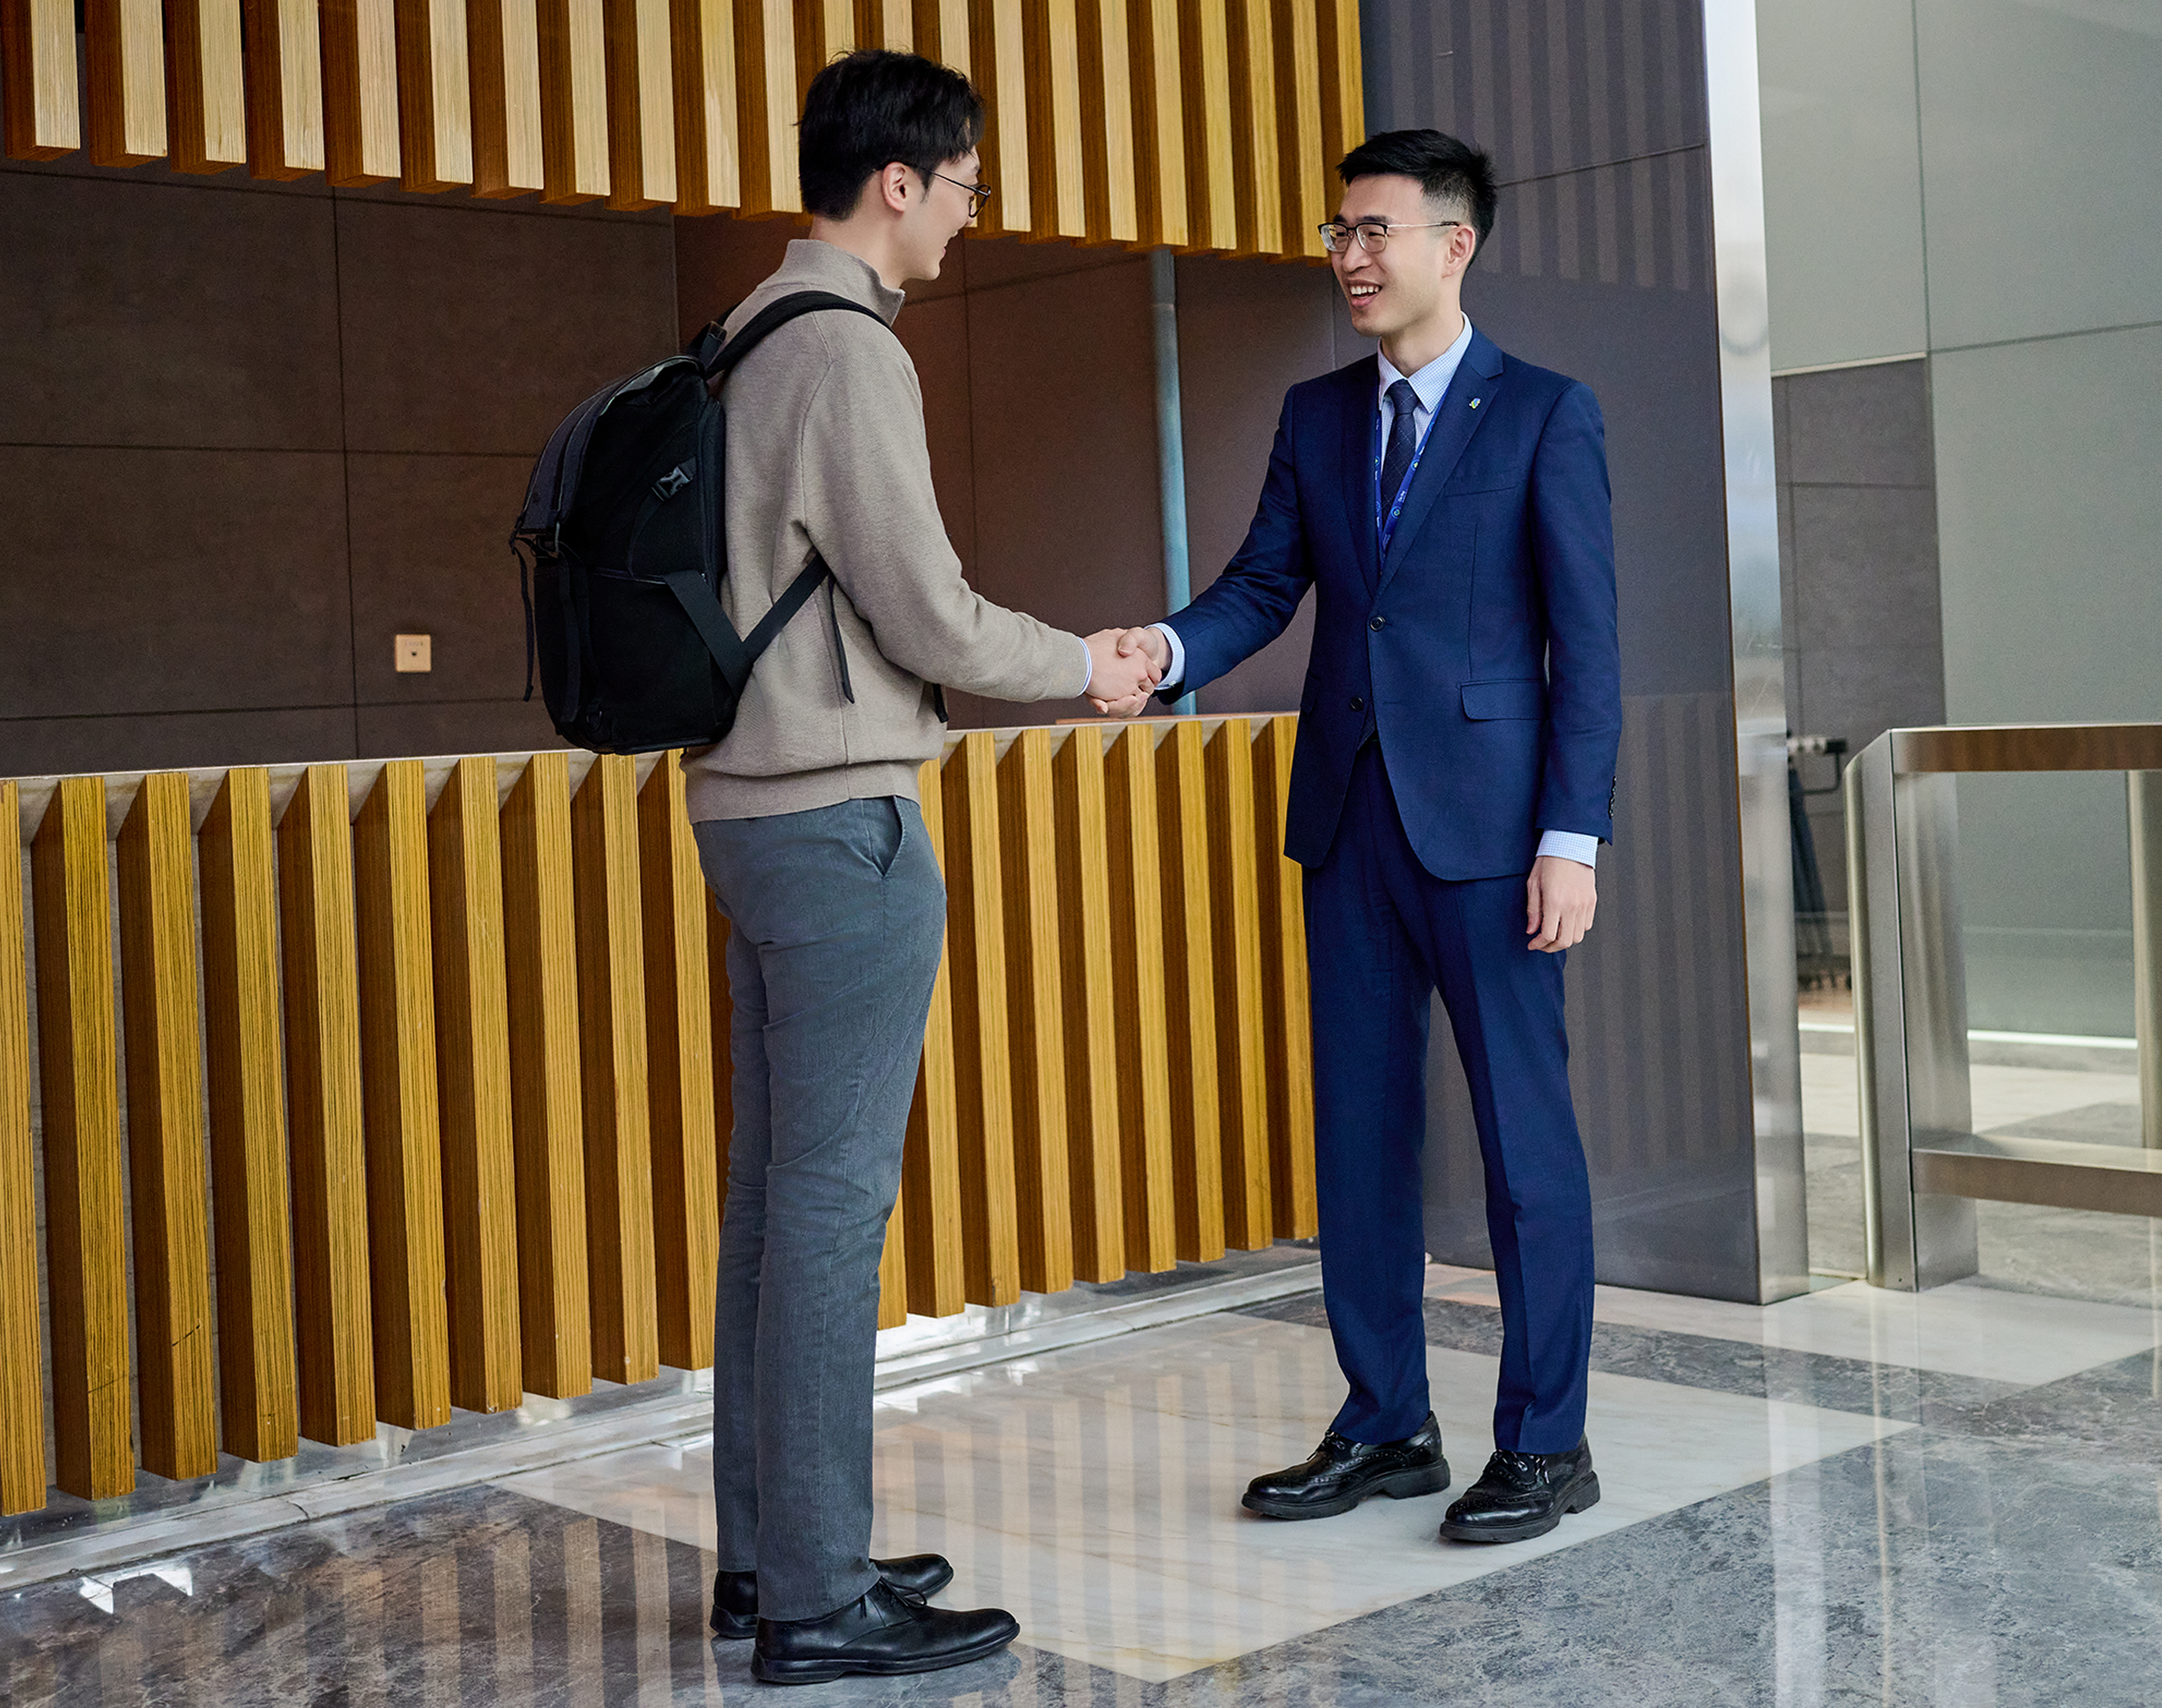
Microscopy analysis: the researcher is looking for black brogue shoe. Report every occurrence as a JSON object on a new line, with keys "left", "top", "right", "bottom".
{"left": 1437, "top": 1437, "right": 1600, "bottom": 1543}
{"left": 751, "top": 1578, "right": 1019, "bottom": 1684}
{"left": 709, "top": 1553, "right": 954, "bottom": 1640}
{"left": 1241, "top": 1412, "right": 1449, "bottom": 1520}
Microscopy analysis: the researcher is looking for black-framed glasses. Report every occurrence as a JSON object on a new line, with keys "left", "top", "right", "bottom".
{"left": 929, "top": 171, "right": 992, "bottom": 219}
{"left": 1318, "top": 218, "right": 1462, "bottom": 254}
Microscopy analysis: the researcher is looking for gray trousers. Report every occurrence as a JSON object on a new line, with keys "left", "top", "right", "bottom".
{"left": 691, "top": 796, "right": 945, "bottom": 1621}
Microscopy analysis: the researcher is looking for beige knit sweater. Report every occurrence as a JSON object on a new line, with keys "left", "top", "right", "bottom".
{"left": 681, "top": 239, "right": 1089, "bottom": 821}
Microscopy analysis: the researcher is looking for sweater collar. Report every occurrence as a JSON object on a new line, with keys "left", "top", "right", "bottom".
{"left": 779, "top": 238, "right": 908, "bottom": 325}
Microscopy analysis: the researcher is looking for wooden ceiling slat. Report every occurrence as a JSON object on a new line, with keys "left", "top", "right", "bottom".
{"left": 1076, "top": 0, "right": 1137, "bottom": 246}
{"left": 470, "top": 0, "right": 545, "bottom": 197}
{"left": 2, "top": 0, "right": 81, "bottom": 160}
{"left": 972, "top": 0, "right": 1029, "bottom": 236}
{"left": 395, "top": 0, "right": 475, "bottom": 190}
{"left": 166, "top": 0, "right": 249, "bottom": 174}
{"left": 1126, "top": 0, "right": 1185, "bottom": 250}
{"left": 87, "top": 0, "right": 169, "bottom": 165}
{"left": 1226, "top": 0, "right": 1280, "bottom": 257}
{"left": 604, "top": 0, "right": 676, "bottom": 208}
{"left": 1024, "top": 0, "right": 1088, "bottom": 241}
{"left": 1178, "top": 1, "right": 1236, "bottom": 252}
{"left": 242, "top": 0, "right": 325, "bottom": 178}
{"left": 323, "top": 0, "right": 403, "bottom": 185}
{"left": 538, "top": 0, "right": 611, "bottom": 200}
{"left": 669, "top": 0, "right": 738, "bottom": 214}
{"left": 1271, "top": 0, "right": 1326, "bottom": 259}
{"left": 731, "top": 0, "right": 798, "bottom": 214}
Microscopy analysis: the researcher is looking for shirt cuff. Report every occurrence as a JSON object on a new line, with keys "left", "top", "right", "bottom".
{"left": 1151, "top": 622, "right": 1187, "bottom": 691}
{"left": 1536, "top": 830, "right": 1600, "bottom": 870}
{"left": 1077, "top": 634, "right": 1095, "bottom": 695}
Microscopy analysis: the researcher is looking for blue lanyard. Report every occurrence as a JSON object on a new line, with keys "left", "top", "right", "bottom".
{"left": 1372, "top": 388, "right": 1437, "bottom": 558}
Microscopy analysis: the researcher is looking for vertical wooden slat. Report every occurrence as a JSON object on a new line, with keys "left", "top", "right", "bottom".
{"left": 637, "top": 754, "right": 718, "bottom": 1372}
{"left": 1176, "top": 0, "right": 1236, "bottom": 251}
{"left": 0, "top": 785, "right": 46, "bottom": 1514}
{"left": 1316, "top": 0, "right": 1362, "bottom": 187}
{"left": 430, "top": 757, "right": 523, "bottom": 1412}
{"left": 86, "top": 0, "right": 168, "bottom": 165}
{"left": 800, "top": 0, "right": 856, "bottom": 79}
{"left": 996, "top": 729, "right": 1073, "bottom": 1296}
{"left": 1075, "top": 0, "right": 1136, "bottom": 245}
{"left": 1124, "top": 0, "right": 1183, "bottom": 248}
{"left": 322, "top": 0, "right": 402, "bottom": 183}
{"left": 2, "top": 0, "right": 81, "bottom": 159}
{"left": 571, "top": 756, "right": 660, "bottom": 1386}
{"left": 198, "top": 768, "right": 300, "bottom": 1462}
{"left": 395, "top": 0, "right": 475, "bottom": 190}
{"left": 1204, "top": 718, "right": 1273, "bottom": 1248}
{"left": 470, "top": 0, "right": 545, "bottom": 196}
{"left": 731, "top": 0, "right": 797, "bottom": 214}
{"left": 1023, "top": 0, "right": 1087, "bottom": 240}
{"left": 116, "top": 773, "right": 218, "bottom": 1481}
{"left": 911, "top": 0, "right": 969, "bottom": 72}
{"left": 876, "top": 1201, "right": 909, "bottom": 1329}
{"left": 242, "top": 0, "right": 325, "bottom": 177}
{"left": 501, "top": 754, "right": 592, "bottom": 1398}
{"left": 1103, "top": 724, "right": 1175, "bottom": 1271}
{"left": 970, "top": 0, "right": 1030, "bottom": 236}
{"left": 669, "top": 0, "right": 738, "bottom": 213}
{"left": 1051, "top": 729, "right": 1125, "bottom": 1283}
{"left": 279, "top": 764, "right": 377, "bottom": 1445}
{"left": 941, "top": 733, "right": 1021, "bottom": 1307}
{"left": 1252, "top": 715, "right": 1316, "bottom": 1236}
{"left": 703, "top": 887, "right": 733, "bottom": 1239}
{"left": 604, "top": 0, "right": 676, "bottom": 207}
{"left": 166, "top": 0, "right": 249, "bottom": 171}
{"left": 354, "top": 761, "right": 452, "bottom": 1432}
{"left": 538, "top": 0, "right": 609, "bottom": 200}
{"left": 1271, "top": 0, "right": 1325, "bottom": 258}
{"left": 873, "top": 0, "right": 910, "bottom": 50}
{"left": 1225, "top": 0, "right": 1280, "bottom": 257}
{"left": 902, "top": 757, "right": 965, "bottom": 1318}
{"left": 1154, "top": 721, "right": 1225, "bottom": 1261}
{"left": 32, "top": 778, "right": 134, "bottom": 1500}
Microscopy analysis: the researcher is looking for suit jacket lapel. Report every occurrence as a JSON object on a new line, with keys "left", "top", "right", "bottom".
{"left": 1335, "top": 359, "right": 1380, "bottom": 594}
{"left": 1376, "top": 332, "right": 1507, "bottom": 596}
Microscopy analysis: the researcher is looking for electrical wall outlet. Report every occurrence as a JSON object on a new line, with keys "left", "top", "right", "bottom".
{"left": 394, "top": 633, "right": 432, "bottom": 673}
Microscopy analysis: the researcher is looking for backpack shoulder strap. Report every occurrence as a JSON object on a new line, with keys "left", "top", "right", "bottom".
{"left": 698, "top": 290, "right": 892, "bottom": 383}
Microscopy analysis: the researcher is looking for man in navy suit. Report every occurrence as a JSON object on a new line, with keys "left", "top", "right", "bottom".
{"left": 1113, "top": 130, "right": 1622, "bottom": 1545}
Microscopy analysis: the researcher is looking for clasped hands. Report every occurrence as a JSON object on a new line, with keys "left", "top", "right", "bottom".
{"left": 1083, "top": 626, "right": 1171, "bottom": 718}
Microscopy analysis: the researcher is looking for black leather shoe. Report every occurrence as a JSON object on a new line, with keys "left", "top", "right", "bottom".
{"left": 751, "top": 1578, "right": 1019, "bottom": 1684}
{"left": 1437, "top": 1438, "right": 1600, "bottom": 1543}
{"left": 1241, "top": 1412, "right": 1449, "bottom": 1520}
{"left": 709, "top": 1553, "right": 953, "bottom": 1640}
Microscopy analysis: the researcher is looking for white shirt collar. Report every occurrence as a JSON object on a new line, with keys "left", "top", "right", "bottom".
{"left": 1377, "top": 315, "right": 1475, "bottom": 419}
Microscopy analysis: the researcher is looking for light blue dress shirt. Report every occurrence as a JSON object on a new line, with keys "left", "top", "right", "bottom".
{"left": 1154, "top": 316, "right": 1598, "bottom": 870}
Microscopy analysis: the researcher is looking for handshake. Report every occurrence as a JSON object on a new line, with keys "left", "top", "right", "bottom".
{"left": 1082, "top": 626, "right": 1174, "bottom": 718}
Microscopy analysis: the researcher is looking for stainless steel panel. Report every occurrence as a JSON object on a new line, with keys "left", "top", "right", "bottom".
{"left": 2132, "top": 771, "right": 2161, "bottom": 1150}
{"left": 1849, "top": 734, "right": 1913, "bottom": 1288}
{"left": 1911, "top": 1133, "right": 2162, "bottom": 1218}
{"left": 1704, "top": 0, "right": 1808, "bottom": 1304}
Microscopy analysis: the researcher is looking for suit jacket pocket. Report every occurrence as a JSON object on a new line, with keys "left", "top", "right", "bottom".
{"left": 1461, "top": 679, "right": 1547, "bottom": 720}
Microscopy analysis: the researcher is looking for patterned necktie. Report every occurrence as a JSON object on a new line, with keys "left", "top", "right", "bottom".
{"left": 1378, "top": 378, "right": 1422, "bottom": 529}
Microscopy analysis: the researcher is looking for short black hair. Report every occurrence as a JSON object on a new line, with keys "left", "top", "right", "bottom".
{"left": 1337, "top": 129, "right": 1497, "bottom": 266}
{"left": 798, "top": 49, "right": 985, "bottom": 220}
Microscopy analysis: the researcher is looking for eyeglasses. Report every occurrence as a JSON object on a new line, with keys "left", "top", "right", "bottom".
{"left": 928, "top": 171, "right": 993, "bottom": 220}
{"left": 1318, "top": 218, "right": 1462, "bottom": 254}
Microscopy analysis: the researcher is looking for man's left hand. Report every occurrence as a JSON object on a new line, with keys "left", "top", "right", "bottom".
{"left": 1526, "top": 854, "right": 1597, "bottom": 952}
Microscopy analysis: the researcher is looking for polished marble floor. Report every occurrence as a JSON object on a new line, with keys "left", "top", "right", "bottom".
{"left": 8, "top": 1249, "right": 2159, "bottom": 1707}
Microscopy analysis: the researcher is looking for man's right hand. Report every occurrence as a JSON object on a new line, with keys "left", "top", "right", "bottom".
{"left": 1084, "top": 629, "right": 1161, "bottom": 713}
{"left": 1085, "top": 626, "right": 1171, "bottom": 717}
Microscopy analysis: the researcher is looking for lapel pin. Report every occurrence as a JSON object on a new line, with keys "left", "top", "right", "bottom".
{"left": 1469, "top": 398, "right": 1481, "bottom": 409}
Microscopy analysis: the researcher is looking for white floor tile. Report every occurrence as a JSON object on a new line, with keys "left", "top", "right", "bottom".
{"left": 499, "top": 1313, "right": 1904, "bottom": 1683}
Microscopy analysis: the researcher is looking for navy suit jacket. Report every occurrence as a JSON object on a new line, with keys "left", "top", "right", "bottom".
{"left": 1165, "top": 329, "right": 1623, "bottom": 881}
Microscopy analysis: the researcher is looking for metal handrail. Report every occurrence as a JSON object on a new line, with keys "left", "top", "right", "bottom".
{"left": 1847, "top": 722, "right": 2162, "bottom": 1290}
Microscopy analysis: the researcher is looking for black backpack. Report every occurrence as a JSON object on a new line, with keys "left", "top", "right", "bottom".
{"left": 513, "top": 291, "right": 886, "bottom": 754}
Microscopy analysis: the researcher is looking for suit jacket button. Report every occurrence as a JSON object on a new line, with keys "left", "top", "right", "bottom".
{"left": 1350, "top": 696, "right": 1365, "bottom": 712}
{"left": 1370, "top": 615, "right": 1387, "bottom": 631}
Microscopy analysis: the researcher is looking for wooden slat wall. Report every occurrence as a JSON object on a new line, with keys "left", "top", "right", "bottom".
{"left": 198, "top": 769, "right": 300, "bottom": 1462}
{"left": 353, "top": 764, "right": 454, "bottom": 1432}
{"left": 115, "top": 773, "right": 218, "bottom": 1481}
{"left": 0, "top": 784, "right": 41, "bottom": 1515}
{"left": 32, "top": 778, "right": 135, "bottom": 1500}
{"left": 429, "top": 757, "right": 524, "bottom": 1412}
{"left": 279, "top": 765, "right": 378, "bottom": 1446}
{"left": 501, "top": 753, "right": 593, "bottom": 1398}
{"left": 4, "top": 1, "right": 1357, "bottom": 259}
{"left": 0, "top": 716, "right": 1313, "bottom": 1511}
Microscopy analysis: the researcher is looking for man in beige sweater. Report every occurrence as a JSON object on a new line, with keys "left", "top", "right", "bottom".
{"left": 685, "top": 49, "right": 1159, "bottom": 1686}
